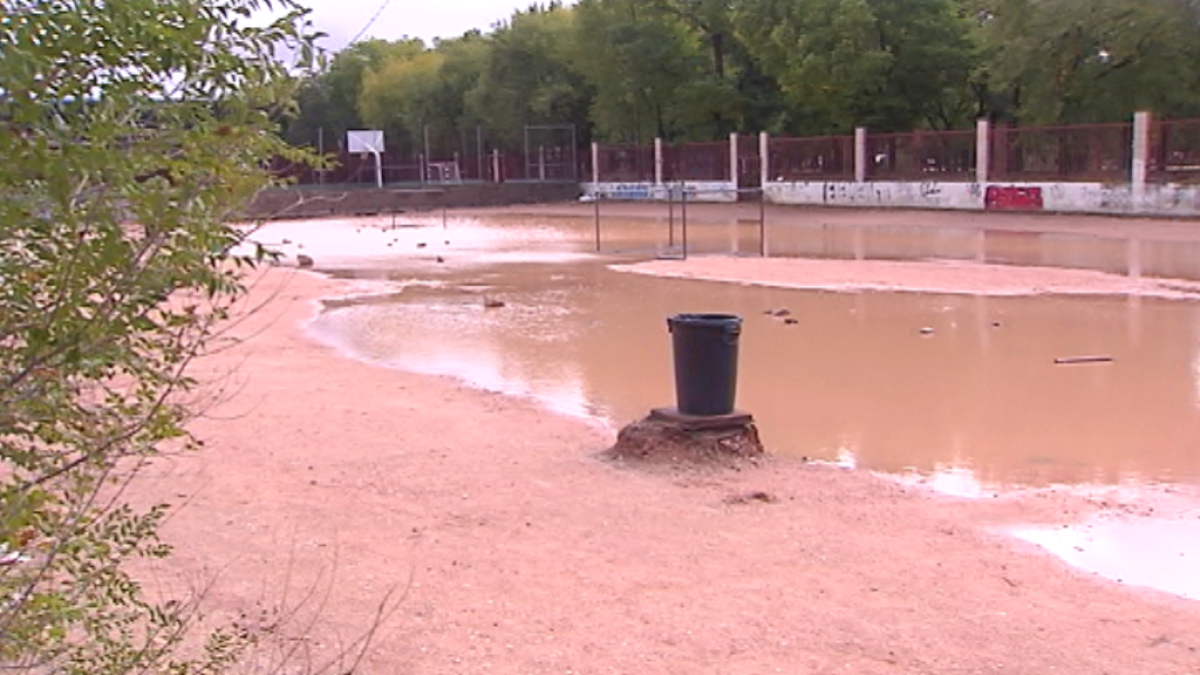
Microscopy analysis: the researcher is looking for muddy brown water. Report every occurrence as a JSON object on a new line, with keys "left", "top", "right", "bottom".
{"left": 300, "top": 214, "right": 1200, "bottom": 492}
{"left": 281, "top": 212, "right": 1200, "bottom": 600}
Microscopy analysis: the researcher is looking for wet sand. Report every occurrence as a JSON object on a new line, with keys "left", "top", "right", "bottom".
{"left": 613, "top": 256, "right": 1200, "bottom": 299}
{"left": 136, "top": 248, "right": 1200, "bottom": 673}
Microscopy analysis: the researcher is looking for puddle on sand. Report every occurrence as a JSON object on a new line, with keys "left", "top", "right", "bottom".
{"left": 312, "top": 261, "right": 1200, "bottom": 490}
{"left": 295, "top": 213, "right": 1200, "bottom": 600}
{"left": 1011, "top": 513, "right": 1200, "bottom": 601}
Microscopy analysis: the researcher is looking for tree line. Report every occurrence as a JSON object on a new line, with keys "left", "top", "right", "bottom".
{"left": 283, "top": 0, "right": 1200, "bottom": 155}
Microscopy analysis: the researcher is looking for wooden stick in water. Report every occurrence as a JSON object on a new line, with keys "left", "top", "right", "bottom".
{"left": 1054, "top": 356, "right": 1115, "bottom": 365}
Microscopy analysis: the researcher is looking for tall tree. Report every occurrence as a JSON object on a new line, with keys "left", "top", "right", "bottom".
{"left": 976, "top": 0, "right": 1200, "bottom": 124}
{"left": 573, "top": 0, "right": 727, "bottom": 142}
{"left": 652, "top": 0, "right": 786, "bottom": 136}
{"left": 286, "top": 38, "right": 425, "bottom": 148}
{"left": 653, "top": 0, "right": 736, "bottom": 78}
{"left": 736, "top": 0, "right": 980, "bottom": 133}
{"left": 359, "top": 49, "right": 446, "bottom": 154}
{"left": 467, "top": 5, "right": 593, "bottom": 150}
{"left": 430, "top": 32, "right": 492, "bottom": 157}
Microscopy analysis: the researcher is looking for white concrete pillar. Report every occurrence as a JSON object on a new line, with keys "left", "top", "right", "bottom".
{"left": 493, "top": 149, "right": 502, "bottom": 183}
{"left": 590, "top": 142, "right": 600, "bottom": 185}
{"left": 730, "top": 132, "right": 740, "bottom": 189}
{"left": 654, "top": 137, "right": 664, "bottom": 186}
{"left": 854, "top": 127, "right": 867, "bottom": 183}
{"left": 1132, "top": 111, "right": 1151, "bottom": 208}
{"left": 976, "top": 119, "right": 990, "bottom": 185}
{"left": 759, "top": 131, "right": 770, "bottom": 188}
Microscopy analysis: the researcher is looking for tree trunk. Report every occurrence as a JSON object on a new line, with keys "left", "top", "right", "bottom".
{"left": 711, "top": 32, "right": 726, "bottom": 78}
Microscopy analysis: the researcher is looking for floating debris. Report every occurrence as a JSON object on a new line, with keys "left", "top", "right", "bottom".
{"left": 483, "top": 297, "right": 506, "bottom": 309}
{"left": 920, "top": 327, "right": 935, "bottom": 335}
{"left": 1054, "top": 356, "right": 1114, "bottom": 365}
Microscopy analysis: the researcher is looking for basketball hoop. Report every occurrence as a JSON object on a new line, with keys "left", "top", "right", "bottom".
{"left": 347, "top": 130, "right": 385, "bottom": 188}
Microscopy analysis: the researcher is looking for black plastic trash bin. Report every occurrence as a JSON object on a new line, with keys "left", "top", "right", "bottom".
{"left": 667, "top": 314, "right": 742, "bottom": 416}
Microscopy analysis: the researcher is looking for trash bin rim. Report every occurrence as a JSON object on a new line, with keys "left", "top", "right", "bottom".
{"left": 668, "top": 313, "right": 743, "bottom": 325}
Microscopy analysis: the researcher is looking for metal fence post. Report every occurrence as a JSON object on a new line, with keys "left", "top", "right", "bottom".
{"left": 594, "top": 192, "right": 601, "bottom": 253}
{"left": 759, "top": 188, "right": 766, "bottom": 257}
{"left": 655, "top": 137, "right": 664, "bottom": 187}
{"left": 668, "top": 183, "right": 675, "bottom": 248}
{"left": 681, "top": 187, "right": 688, "bottom": 260}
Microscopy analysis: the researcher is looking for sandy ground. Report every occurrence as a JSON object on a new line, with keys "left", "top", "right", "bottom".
{"left": 134, "top": 208, "right": 1200, "bottom": 674}
{"left": 613, "top": 257, "right": 1200, "bottom": 299}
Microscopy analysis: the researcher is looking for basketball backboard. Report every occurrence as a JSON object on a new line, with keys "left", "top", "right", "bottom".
{"left": 347, "top": 130, "right": 384, "bottom": 154}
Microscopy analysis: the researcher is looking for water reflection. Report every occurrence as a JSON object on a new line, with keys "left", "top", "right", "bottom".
{"left": 277, "top": 211, "right": 1200, "bottom": 603}
{"left": 311, "top": 252, "right": 1200, "bottom": 489}
{"left": 249, "top": 214, "right": 1200, "bottom": 282}
{"left": 1012, "top": 514, "right": 1200, "bottom": 600}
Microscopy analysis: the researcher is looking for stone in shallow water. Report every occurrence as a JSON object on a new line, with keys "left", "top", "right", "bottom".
{"left": 606, "top": 409, "right": 765, "bottom": 467}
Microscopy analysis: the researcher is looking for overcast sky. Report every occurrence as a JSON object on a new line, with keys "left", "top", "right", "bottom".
{"left": 302, "top": 0, "right": 574, "bottom": 51}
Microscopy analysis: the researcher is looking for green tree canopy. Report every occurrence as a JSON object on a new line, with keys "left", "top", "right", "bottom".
{"left": 735, "top": 0, "right": 980, "bottom": 133}
{"left": 283, "top": 0, "right": 1200, "bottom": 152}
{"left": 286, "top": 37, "right": 425, "bottom": 148}
{"left": 468, "top": 5, "right": 593, "bottom": 149}
{"left": 973, "top": 0, "right": 1200, "bottom": 124}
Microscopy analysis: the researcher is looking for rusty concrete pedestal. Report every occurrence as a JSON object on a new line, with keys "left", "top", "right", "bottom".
{"left": 607, "top": 408, "right": 765, "bottom": 466}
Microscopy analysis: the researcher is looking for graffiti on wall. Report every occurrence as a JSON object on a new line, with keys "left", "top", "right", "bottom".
{"left": 598, "top": 183, "right": 654, "bottom": 200}
{"left": 590, "top": 181, "right": 738, "bottom": 202}
{"left": 985, "top": 186, "right": 1044, "bottom": 211}
{"left": 822, "top": 182, "right": 891, "bottom": 204}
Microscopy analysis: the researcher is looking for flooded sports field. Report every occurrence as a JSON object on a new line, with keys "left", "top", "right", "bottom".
{"left": 254, "top": 206, "right": 1200, "bottom": 599}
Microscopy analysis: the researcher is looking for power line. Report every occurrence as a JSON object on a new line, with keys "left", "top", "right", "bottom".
{"left": 347, "top": 0, "right": 392, "bottom": 46}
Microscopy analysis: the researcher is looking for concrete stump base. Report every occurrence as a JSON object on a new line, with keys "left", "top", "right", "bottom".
{"left": 606, "top": 408, "right": 765, "bottom": 467}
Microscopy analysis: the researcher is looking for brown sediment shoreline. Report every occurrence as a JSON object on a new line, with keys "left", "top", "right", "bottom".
{"left": 612, "top": 256, "right": 1200, "bottom": 299}
{"left": 136, "top": 211, "right": 1200, "bottom": 674}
